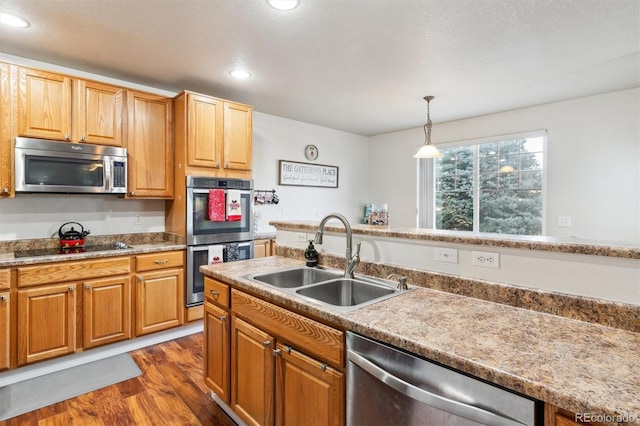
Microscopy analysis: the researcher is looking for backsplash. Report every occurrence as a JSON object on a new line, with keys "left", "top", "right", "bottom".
{"left": 275, "top": 245, "right": 640, "bottom": 333}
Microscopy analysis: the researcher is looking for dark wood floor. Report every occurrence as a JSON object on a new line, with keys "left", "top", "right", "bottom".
{"left": 1, "top": 333, "right": 237, "bottom": 426}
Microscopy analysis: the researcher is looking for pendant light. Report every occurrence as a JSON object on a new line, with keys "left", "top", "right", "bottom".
{"left": 413, "top": 96, "right": 442, "bottom": 158}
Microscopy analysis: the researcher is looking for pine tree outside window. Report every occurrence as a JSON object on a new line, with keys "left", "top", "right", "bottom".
{"left": 419, "top": 131, "right": 546, "bottom": 236}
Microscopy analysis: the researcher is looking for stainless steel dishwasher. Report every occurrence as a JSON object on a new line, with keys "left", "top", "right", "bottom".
{"left": 346, "top": 332, "right": 543, "bottom": 426}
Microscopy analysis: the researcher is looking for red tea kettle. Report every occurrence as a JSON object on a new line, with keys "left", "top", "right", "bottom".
{"left": 58, "top": 222, "right": 91, "bottom": 248}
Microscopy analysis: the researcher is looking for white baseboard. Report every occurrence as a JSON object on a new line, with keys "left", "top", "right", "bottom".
{"left": 0, "top": 321, "right": 204, "bottom": 387}
{"left": 211, "top": 391, "right": 248, "bottom": 426}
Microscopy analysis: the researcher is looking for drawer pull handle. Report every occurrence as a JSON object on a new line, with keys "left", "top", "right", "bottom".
{"left": 263, "top": 340, "right": 271, "bottom": 348}
{"left": 154, "top": 259, "right": 169, "bottom": 264}
{"left": 209, "top": 290, "right": 220, "bottom": 296}
{"left": 219, "top": 315, "right": 226, "bottom": 322}
{"left": 273, "top": 348, "right": 281, "bottom": 357}
{"left": 68, "top": 286, "right": 75, "bottom": 292}
{"left": 0, "top": 295, "right": 7, "bottom": 301}
{"left": 85, "top": 284, "right": 92, "bottom": 290}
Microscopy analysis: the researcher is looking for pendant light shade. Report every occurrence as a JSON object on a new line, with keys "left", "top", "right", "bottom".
{"left": 413, "top": 96, "right": 442, "bottom": 159}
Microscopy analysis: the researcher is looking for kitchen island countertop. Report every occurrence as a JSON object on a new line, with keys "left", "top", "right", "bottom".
{"left": 201, "top": 256, "right": 640, "bottom": 423}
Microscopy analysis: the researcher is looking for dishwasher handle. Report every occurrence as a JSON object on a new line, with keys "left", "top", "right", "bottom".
{"left": 347, "top": 350, "right": 526, "bottom": 426}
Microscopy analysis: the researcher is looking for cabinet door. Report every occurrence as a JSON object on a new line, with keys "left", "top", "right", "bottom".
{"left": 223, "top": 102, "right": 252, "bottom": 171}
{"left": 231, "top": 316, "right": 275, "bottom": 426}
{"left": 74, "top": 80, "right": 124, "bottom": 146}
{"left": 126, "top": 91, "right": 173, "bottom": 198}
{"left": 17, "top": 283, "right": 77, "bottom": 365}
{"left": 253, "top": 239, "right": 269, "bottom": 258}
{"left": 0, "top": 291, "right": 9, "bottom": 370}
{"left": 83, "top": 275, "right": 131, "bottom": 349}
{"left": 135, "top": 268, "right": 183, "bottom": 336}
{"left": 17, "top": 67, "right": 72, "bottom": 140}
{"left": 187, "top": 93, "right": 223, "bottom": 168}
{"left": 0, "top": 62, "right": 11, "bottom": 197}
{"left": 275, "top": 343, "right": 344, "bottom": 426}
{"left": 205, "top": 302, "right": 230, "bottom": 403}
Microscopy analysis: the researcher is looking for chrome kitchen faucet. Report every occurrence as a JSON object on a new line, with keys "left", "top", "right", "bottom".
{"left": 314, "top": 213, "right": 360, "bottom": 278}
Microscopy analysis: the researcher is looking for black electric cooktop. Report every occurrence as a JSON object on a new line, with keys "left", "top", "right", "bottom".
{"left": 14, "top": 244, "right": 129, "bottom": 259}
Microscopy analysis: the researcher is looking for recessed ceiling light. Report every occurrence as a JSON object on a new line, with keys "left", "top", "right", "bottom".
{"left": 0, "top": 12, "right": 30, "bottom": 28}
{"left": 229, "top": 70, "right": 251, "bottom": 80}
{"left": 267, "top": 0, "right": 300, "bottom": 11}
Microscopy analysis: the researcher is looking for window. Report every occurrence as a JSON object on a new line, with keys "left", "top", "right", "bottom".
{"left": 419, "top": 131, "right": 546, "bottom": 236}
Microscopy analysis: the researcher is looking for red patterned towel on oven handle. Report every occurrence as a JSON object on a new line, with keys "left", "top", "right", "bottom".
{"left": 208, "top": 189, "right": 226, "bottom": 221}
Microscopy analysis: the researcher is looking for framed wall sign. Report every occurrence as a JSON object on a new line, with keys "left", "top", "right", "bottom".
{"left": 279, "top": 160, "right": 339, "bottom": 188}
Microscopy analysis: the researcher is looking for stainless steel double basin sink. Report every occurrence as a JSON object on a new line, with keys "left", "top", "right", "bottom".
{"left": 244, "top": 266, "right": 412, "bottom": 312}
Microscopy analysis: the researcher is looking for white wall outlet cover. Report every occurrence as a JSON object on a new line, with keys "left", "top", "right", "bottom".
{"left": 471, "top": 251, "right": 500, "bottom": 268}
{"left": 557, "top": 216, "right": 572, "bottom": 227}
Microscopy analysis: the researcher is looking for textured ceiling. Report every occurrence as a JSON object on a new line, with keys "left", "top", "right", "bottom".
{"left": 0, "top": 0, "right": 638, "bottom": 136}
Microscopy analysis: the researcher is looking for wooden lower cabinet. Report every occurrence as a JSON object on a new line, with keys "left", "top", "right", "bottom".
{"left": 83, "top": 275, "right": 131, "bottom": 348}
{"left": 0, "top": 290, "right": 9, "bottom": 370}
{"left": 17, "top": 283, "right": 77, "bottom": 366}
{"left": 205, "top": 301, "right": 230, "bottom": 403}
{"left": 231, "top": 316, "right": 275, "bottom": 426}
{"left": 254, "top": 239, "right": 275, "bottom": 258}
{"left": 545, "top": 405, "right": 606, "bottom": 426}
{"left": 276, "top": 342, "right": 344, "bottom": 426}
{"left": 135, "top": 268, "right": 184, "bottom": 336}
{"left": 204, "top": 284, "right": 345, "bottom": 426}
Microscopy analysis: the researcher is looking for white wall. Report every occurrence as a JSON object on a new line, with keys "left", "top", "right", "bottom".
{"left": 0, "top": 195, "right": 166, "bottom": 240}
{"left": 368, "top": 89, "right": 640, "bottom": 244}
{"left": 252, "top": 112, "right": 369, "bottom": 235}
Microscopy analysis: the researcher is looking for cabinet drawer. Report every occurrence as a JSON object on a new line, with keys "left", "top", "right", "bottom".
{"left": 135, "top": 251, "right": 184, "bottom": 272}
{"left": 205, "top": 277, "right": 229, "bottom": 309}
{"left": 232, "top": 289, "right": 344, "bottom": 368}
{"left": 0, "top": 269, "right": 10, "bottom": 290}
{"left": 18, "top": 257, "right": 131, "bottom": 288}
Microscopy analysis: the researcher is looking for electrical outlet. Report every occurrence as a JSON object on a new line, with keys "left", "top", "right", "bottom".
{"left": 557, "top": 216, "right": 572, "bottom": 227}
{"left": 471, "top": 251, "right": 500, "bottom": 268}
{"left": 296, "top": 232, "right": 307, "bottom": 243}
{"left": 435, "top": 247, "right": 458, "bottom": 264}
{"left": 134, "top": 213, "right": 142, "bottom": 225}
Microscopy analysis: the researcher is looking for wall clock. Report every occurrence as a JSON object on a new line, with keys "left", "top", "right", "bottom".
{"left": 304, "top": 144, "right": 319, "bottom": 161}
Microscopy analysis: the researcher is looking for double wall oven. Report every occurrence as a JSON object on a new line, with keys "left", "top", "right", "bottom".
{"left": 185, "top": 176, "right": 254, "bottom": 306}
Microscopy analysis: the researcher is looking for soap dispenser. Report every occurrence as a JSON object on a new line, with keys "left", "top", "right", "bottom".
{"left": 304, "top": 240, "right": 318, "bottom": 267}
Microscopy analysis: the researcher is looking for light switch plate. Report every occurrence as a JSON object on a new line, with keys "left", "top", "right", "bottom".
{"left": 435, "top": 247, "right": 458, "bottom": 264}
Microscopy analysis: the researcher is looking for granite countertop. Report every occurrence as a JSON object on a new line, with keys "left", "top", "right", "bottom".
{"left": 201, "top": 256, "right": 640, "bottom": 422}
{"left": 0, "top": 241, "right": 185, "bottom": 267}
{"left": 270, "top": 220, "right": 640, "bottom": 259}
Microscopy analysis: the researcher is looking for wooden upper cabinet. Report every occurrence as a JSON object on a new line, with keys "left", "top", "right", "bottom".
{"left": 74, "top": 79, "right": 124, "bottom": 146}
{"left": 187, "top": 93, "right": 223, "bottom": 168}
{"left": 0, "top": 62, "right": 12, "bottom": 197}
{"left": 16, "top": 65, "right": 125, "bottom": 146}
{"left": 126, "top": 90, "right": 173, "bottom": 198}
{"left": 173, "top": 91, "right": 252, "bottom": 177}
{"left": 17, "top": 67, "right": 72, "bottom": 141}
{"left": 223, "top": 102, "right": 252, "bottom": 171}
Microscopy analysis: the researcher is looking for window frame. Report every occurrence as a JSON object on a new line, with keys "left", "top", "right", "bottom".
{"left": 417, "top": 130, "right": 548, "bottom": 236}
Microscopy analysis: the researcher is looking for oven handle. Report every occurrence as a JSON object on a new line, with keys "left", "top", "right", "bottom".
{"left": 347, "top": 350, "right": 526, "bottom": 426}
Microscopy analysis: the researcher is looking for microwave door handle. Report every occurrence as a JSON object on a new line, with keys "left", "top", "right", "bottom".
{"left": 104, "top": 158, "right": 111, "bottom": 191}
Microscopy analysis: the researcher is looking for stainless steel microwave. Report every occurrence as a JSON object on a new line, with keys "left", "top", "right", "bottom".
{"left": 14, "top": 137, "right": 127, "bottom": 194}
